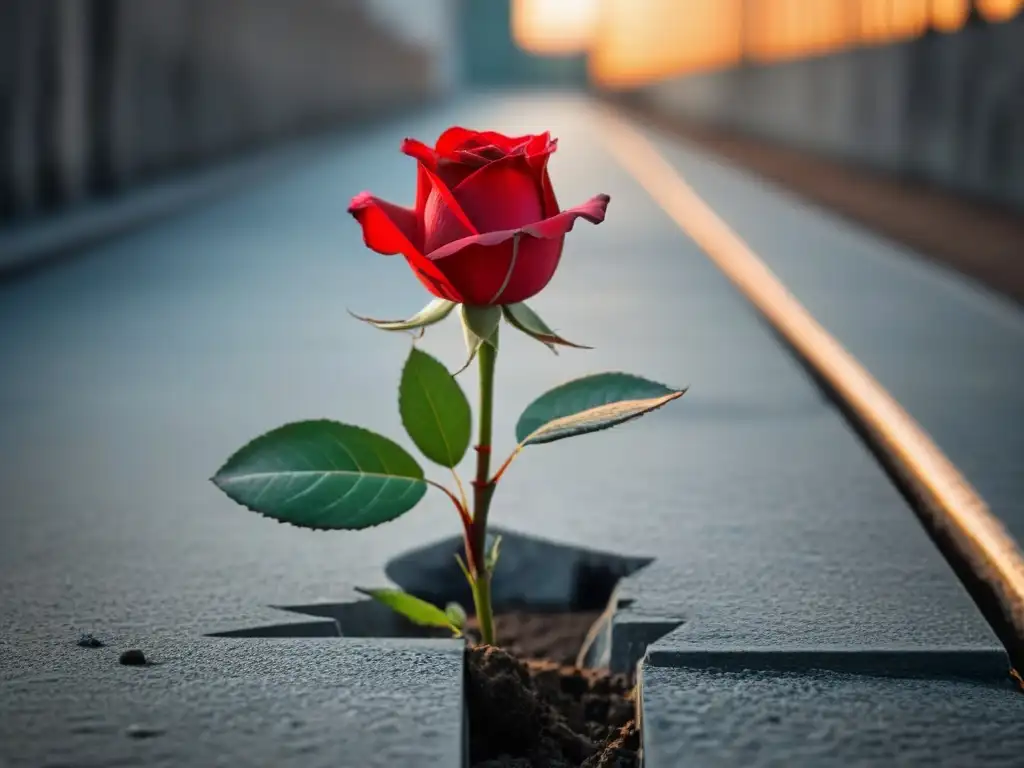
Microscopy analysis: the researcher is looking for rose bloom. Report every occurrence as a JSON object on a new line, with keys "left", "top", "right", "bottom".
{"left": 348, "top": 127, "right": 609, "bottom": 305}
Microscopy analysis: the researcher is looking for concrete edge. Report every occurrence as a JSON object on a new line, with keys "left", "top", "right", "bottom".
{"left": 643, "top": 646, "right": 1009, "bottom": 681}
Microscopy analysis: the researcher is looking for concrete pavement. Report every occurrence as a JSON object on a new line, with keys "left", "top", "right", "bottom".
{"left": 1, "top": 92, "right": 1021, "bottom": 766}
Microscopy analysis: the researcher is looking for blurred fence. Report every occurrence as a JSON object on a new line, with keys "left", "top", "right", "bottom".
{"left": 0, "top": 0, "right": 453, "bottom": 224}
{"left": 592, "top": 1, "right": 1024, "bottom": 211}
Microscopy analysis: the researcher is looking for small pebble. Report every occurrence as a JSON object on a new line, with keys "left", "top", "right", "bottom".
{"left": 119, "top": 649, "right": 147, "bottom": 666}
{"left": 125, "top": 723, "right": 164, "bottom": 739}
{"left": 77, "top": 633, "right": 104, "bottom": 648}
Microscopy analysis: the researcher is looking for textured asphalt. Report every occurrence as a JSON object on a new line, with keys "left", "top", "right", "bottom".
{"left": 1, "top": 93, "right": 1021, "bottom": 767}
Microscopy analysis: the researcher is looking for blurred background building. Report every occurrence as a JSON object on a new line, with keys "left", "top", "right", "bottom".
{"left": 2, "top": 0, "right": 1022, "bottom": 226}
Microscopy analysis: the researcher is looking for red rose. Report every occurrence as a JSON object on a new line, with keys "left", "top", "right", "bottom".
{"left": 348, "top": 126, "right": 609, "bottom": 305}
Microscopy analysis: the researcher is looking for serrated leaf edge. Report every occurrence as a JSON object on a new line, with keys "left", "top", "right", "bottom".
{"left": 211, "top": 419, "right": 427, "bottom": 531}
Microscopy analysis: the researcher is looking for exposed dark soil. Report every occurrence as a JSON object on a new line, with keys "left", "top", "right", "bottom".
{"left": 466, "top": 610, "right": 605, "bottom": 666}
{"left": 465, "top": 611, "right": 640, "bottom": 768}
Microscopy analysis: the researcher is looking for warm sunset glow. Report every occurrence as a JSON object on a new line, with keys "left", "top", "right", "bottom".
{"left": 889, "top": 0, "right": 930, "bottom": 40}
{"left": 978, "top": 0, "right": 1024, "bottom": 21}
{"left": 860, "top": 0, "right": 893, "bottom": 43}
{"left": 931, "top": 0, "right": 970, "bottom": 31}
{"left": 590, "top": 0, "right": 742, "bottom": 88}
{"left": 511, "top": 0, "right": 601, "bottom": 55}
{"left": 588, "top": 0, "right": 1023, "bottom": 88}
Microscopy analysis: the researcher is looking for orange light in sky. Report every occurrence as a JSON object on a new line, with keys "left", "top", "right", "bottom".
{"left": 590, "top": 0, "right": 743, "bottom": 87}
{"left": 587, "top": 0, "right": 1022, "bottom": 88}
{"left": 931, "top": 0, "right": 970, "bottom": 31}
{"left": 978, "top": 0, "right": 1023, "bottom": 21}
{"left": 511, "top": 0, "right": 601, "bottom": 56}
{"left": 889, "top": 0, "right": 929, "bottom": 40}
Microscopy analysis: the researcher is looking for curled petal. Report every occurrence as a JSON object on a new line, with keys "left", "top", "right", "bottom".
{"left": 400, "top": 138, "right": 438, "bottom": 169}
{"left": 521, "top": 193, "right": 609, "bottom": 238}
{"left": 427, "top": 194, "right": 611, "bottom": 305}
{"left": 521, "top": 132, "right": 557, "bottom": 161}
{"left": 428, "top": 194, "right": 610, "bottom": 262}
{"left": 348, "top": 192, "right": 421, "bottom": 255}
{"left": 347, "top": 192, "right": 462, "bottom": 302}
{"left": 402, "top": 139, "right": 452, "bottom": 214}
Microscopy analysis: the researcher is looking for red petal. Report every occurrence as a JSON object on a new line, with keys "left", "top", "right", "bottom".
{"left": 400, "top": 138, "right": 437, "bottom": 169}
{"left": 435, "top": 126, "right": 541, "bottom": 156}
{"left": 435, "top": 127, "right": 485, "bottom": 156}
{"left": 435, "top": 157, "right": 482, "bottom": 188}
{"left": 454, "top": 154, "right": 544, "bottom": 234}
{"left": 458, "top": 145, "right": 506, "bottom": 163}
{"left": 401, "top": 139, "right": 439, "bottom": 219}
{"left": 348, "top": 192, "right": 421, "bottom": 254}
{"left": 419, "top": 163, "right": 477, "bottom": 236}
{"left": 522, "top": 132, "right": 557, "bottom": 160}
{"left": 523, "top": 134, "right": 559, "bottom": 217}
{"left": 413, "top": 163, "right": 432, "bottom": 220}
{"left": 427, "top": 194, "right": 610, "bottom": 262}
{"left": 537, "top": 167, "right": 559, "bottom": 219}
{"left": 348, "top": 192, "right": 462, "bottom": 302}
{"left": 522, "top": 193, "right": 609, "bottom": 238}
{"left": 472, "top": 130, "right": 537, "bottom": 153}
{"left": 426, "top": 194, "right": 611, "bottom": 304}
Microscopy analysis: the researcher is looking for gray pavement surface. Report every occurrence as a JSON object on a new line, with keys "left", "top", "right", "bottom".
{"left": 1, "top": 92, "right": 1021, "bottom": 766}
{"left": 1, "top": 637, "right": 464, "bottom": 768}
{"left": 646, "top": 125, "right": 1024, "bottom": 547}
{"left": 641, "top": 663, "right": 1024, "bottom": 768}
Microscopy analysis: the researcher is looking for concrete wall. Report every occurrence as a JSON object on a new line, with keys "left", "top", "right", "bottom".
{"left": 0, "top": 0, "right": 456, "bottom": 224}
{"left": 634, "top": 16, "right": 1024, "bottom": 211}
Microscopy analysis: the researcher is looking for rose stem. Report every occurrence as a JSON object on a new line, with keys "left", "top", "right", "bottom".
{"left": 469, "top": 329, "right": 498, "bottom": 646}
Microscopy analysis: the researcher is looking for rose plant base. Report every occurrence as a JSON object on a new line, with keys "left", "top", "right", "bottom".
{"left": 209, "top": 125, "right": 677, "bottom": 764}
{"left": 466, "top": 610, "right": 606, "bottom": 667}
{"left": 467, "top": 645, "right": 639, "bottom": 768}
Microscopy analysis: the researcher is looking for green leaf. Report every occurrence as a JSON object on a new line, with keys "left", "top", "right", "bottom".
{"left": 445, "top": 602, "right": 468, "bottom": 630}
{"left": 515, "top": 373, "right": 685, "bottom": 446}
{"left": 455, "top": 305, "right": 501, "bottom": 375}
{"left": 212, "top": 420, "right": 426, "bottom": 530}
{"left": 349, "top": 298, "right": 456, "bottom": 332}
{"left": 356, "top": 588, "right": 460, "bottom": 634}
{"left": 399, "top": 347, "right": 472, "bottom": 468}
{"left": 502, "top": 303, "right": 591, "bottom": 353}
